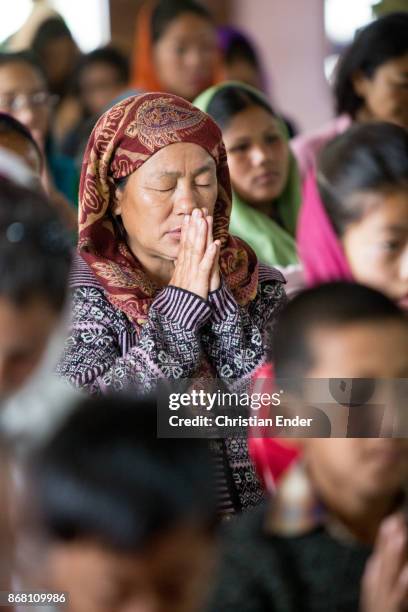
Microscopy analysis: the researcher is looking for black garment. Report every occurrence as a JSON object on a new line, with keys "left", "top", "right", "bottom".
{"left": 208, "top": 504, "right": 371, "bottom": 612}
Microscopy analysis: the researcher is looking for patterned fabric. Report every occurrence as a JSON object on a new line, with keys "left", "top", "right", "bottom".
{"left": 57, "top": 257, "right": 287, "bottom": 512}
{"left": 79, "top": 92, "right": 259, "bottom": 328}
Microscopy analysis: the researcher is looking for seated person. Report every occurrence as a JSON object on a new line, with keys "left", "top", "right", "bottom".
{"left": 207, "top": 282, "right": 408, "bottom": 612}
{"left": 195, "top": 82, "right": 301, "bottom": 268}
{"left": 0, "top": 51, "right": 79, "bottom": 225}
{"left": 287, "top": 121, "right": 408, "bottom": 305}
{"left": 22, "top": 394, "right": 218, "bottom": 612}
{"left": 0, "top": 177, "right": 74, "bottom": 451}
{"left": 291, "top": 13, "right": 408, "bottom": 181}
{"left": 62, "top": 46, "right": 129, "bottom": 161}
{"left": 57, "top": 92, "right": 287, "bottom": 513}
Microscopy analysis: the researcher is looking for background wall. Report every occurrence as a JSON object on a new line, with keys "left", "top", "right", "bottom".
{"left": 231, "top": 0, "right": 333, "bottom": 132}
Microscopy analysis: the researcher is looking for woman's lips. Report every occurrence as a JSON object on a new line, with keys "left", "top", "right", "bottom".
{"left": 252, "top": 171, "right": 281, "bottom": 187}
{"left": 398, "top": 294, "right": 408, "bottom": 309}
{"left": 166, "top": 227, "right": 182, "bottom": 239}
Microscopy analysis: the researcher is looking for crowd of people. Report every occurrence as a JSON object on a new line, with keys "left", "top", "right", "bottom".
{"left": 0, "top": 1, "right": 407, "bottom": 611}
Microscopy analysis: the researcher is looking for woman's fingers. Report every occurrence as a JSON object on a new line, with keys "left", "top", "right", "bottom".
{"left": 200, "top": 240, "right": 219, "bottom": 277}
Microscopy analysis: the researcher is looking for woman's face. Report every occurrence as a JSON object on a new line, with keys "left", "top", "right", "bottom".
{"left": 153, "top": 13, "right": 217, "bottom": 101}
{"left": 354, "top": 54, "right": 408, "bottom": 129}
{"left": 0, "top": 62, "right": 50, "bottom": 145}
{"left": 222, "top": 105, "right": 289, "bottom": 209}
{"left": 114, "top": 142, "right": 218, "bottom": 263}
{"left": 342, "top": 189, "right": 408, "bottom": 308}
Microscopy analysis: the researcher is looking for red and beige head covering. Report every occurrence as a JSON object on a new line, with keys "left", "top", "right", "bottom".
{"left": 79, "top": 92, "right": 259, "bottom": 328}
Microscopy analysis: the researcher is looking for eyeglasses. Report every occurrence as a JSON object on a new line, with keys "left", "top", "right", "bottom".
{"left": 0, "top": 91, "right": 58, "bottom": 113}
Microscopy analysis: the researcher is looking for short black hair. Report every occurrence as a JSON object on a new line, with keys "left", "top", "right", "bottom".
{"left": 0, "top": 50, "right": 47, "bottom": 84}
{"left": 29, "top": 394, "right": 217, "bottom": 552}
{"left": 206, "top": 84, "right": 275, "bottom": 131}
{"left": 75, "top": 46, "right": 129, "bottom": 86}
{"left": 31, "top": 17, "right": 74, "bottom": 56}
{"left": 317, "top": 121, "right": 408, "bottom": 237}
{"left": 151, "top": 0, "right": 213, "bottom": 44}
{"left": 273, "top": 282, "right": 407, "bottom": 379}
{"left": 221, "top": 31, "right": 259, "bottom": 69}
{"left": 334, "top": 12, "right": 408, "bottom": 118}
{"left": 0, "top": 178, "right": 71, "bottom": 310}
{"left": 0, "top": 112, "right": 43, "bottom": 169}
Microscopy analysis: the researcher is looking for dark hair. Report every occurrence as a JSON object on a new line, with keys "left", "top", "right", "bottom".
{"left": 317, "top": 121, "right": 408, "bottom": 236}
{"left": 334, "top": 13, "right": 408, "bottom": 118}
{"left": 273, "top": 282, "right": 407, "bottom": 379}
{"left": 0, "top": 113, "right": 43, "bottom": 169}
{"left": 0, "top": 178, "right": 71, "bottom": 310}
{"left": 75, "top": 46, "right": 129, "bottom": 86}
{"left": 206, "top": 84, "right": 275, "bottom": 131}
{"left": 0, "top": 51, "right": 47, "bottom": 83}
{"left": 151, "top": 0, "right": 213, "bottom": 44}
{"left": 220, "top": 30, "right": 259, "bottom": 69}
{"left": 29, "top": 395, "right": 217, "bottom": 552}
{"left": 31, "top": 17, "right": 74, "bottom": 56}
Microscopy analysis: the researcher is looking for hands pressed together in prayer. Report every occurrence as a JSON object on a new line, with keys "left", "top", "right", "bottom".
{"left": 361, "top": 513, "right": 408, "bottom": 612}
{"left": 170, "top": 207, "right": 221, "bottom": 300}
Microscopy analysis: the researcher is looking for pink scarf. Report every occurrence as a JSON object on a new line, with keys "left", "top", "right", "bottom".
{"left": 297, "top": 172, "right": 354, "bottom": 286}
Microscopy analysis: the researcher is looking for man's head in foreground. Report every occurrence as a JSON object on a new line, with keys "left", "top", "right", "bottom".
{"left": 0, "top": 178, "right": 71, "bottom": 399}
{"left": 24, "top": 394, "right": 218, "bottom": 612}
{"left": 273, "top": 281, "right": 408, "bottom": 543}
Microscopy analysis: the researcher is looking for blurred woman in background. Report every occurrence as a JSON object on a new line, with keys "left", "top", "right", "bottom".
{"left": 62, "top": 46, "right": 129, "bottom": 162}
{"left": 195, "top": 82, "right": 301, "bottom": 267}
{"left": 0, "top": 51, "right": 78, "bottom": 220}
{"left": 292, "top": 12, "right": 408, "bottom": 180}
{"left": 131, "top": 0, "right": 219, "bottom": 102}
{"left": 217, "top": 26, "right": 298, "bottom": 138}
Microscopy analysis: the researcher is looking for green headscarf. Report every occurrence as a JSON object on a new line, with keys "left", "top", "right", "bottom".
{"left": 194, "top": 82, "right": 301, "bottom": 267}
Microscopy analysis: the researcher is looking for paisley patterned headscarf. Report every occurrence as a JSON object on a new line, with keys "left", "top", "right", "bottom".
{"left": 79, "top": 92, "right": 259, "bottom": 327}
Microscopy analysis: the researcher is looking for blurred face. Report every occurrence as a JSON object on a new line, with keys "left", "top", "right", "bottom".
{"left": 222, "top": 105, "right": 289, "bottom": 209}
{"left": 45, "top": 527, "right": 215, "bottom": 612}
{"left": 0, "top": 131, "right": 41, "bottom": 174}
{"left": 223, "top": 59, "right": 262, "bottom": 90}
{"left": 303, "top": 320, "right": 408, "bottom": 504}
{"left": 153, "top": 13, "right": 217, "bottom": 101}
{"left": 114, "top": 142, "right": 218, "bottom": 264}
{"left": 354, "top": 54, "right": 408, "bottom": 129}
{"left": 38, "top": 36, "right": 79, "bottom": 91}
{"left": 0, "top": 62, "right": 51, "bottom": 145}
{"left": 0, "top": 296, "right": 59, "bottom": 398}
{"left": 341, "top": 190, "right": 408, "bottom": 308}
{"left": 79, "top": 63, "right": 126, "bottom": 116}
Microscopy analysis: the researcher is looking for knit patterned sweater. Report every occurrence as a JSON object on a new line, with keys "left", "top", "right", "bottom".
{"left": 57, "top": 255, "right": 287, "bottom": 513}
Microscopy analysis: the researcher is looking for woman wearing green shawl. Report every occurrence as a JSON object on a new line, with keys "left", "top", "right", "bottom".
{"left": 194, "top": 82, "right": 301, "bottom": 267}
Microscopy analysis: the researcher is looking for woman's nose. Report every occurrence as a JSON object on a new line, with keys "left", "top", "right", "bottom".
{"left": 173, "top": 185, "right": 199, "bottom": 215}
{"left": 400, "top": 246, "right": 408, "bottom": 280}
{"left": 250, "top": 144, "right": 270, "bottom": 166}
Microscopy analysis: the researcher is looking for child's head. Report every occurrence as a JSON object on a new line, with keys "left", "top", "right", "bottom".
{"left": 317, "top": 121, "right": 408, "bottom": 307}
{"left": 273, "top": 282, "right": 408, "bottom": 518}
{"left": 0, "top": 178, "right": 71, "bottom": 397}
{"left": 26, "top": 395, "right": 217, "bottom": 612}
